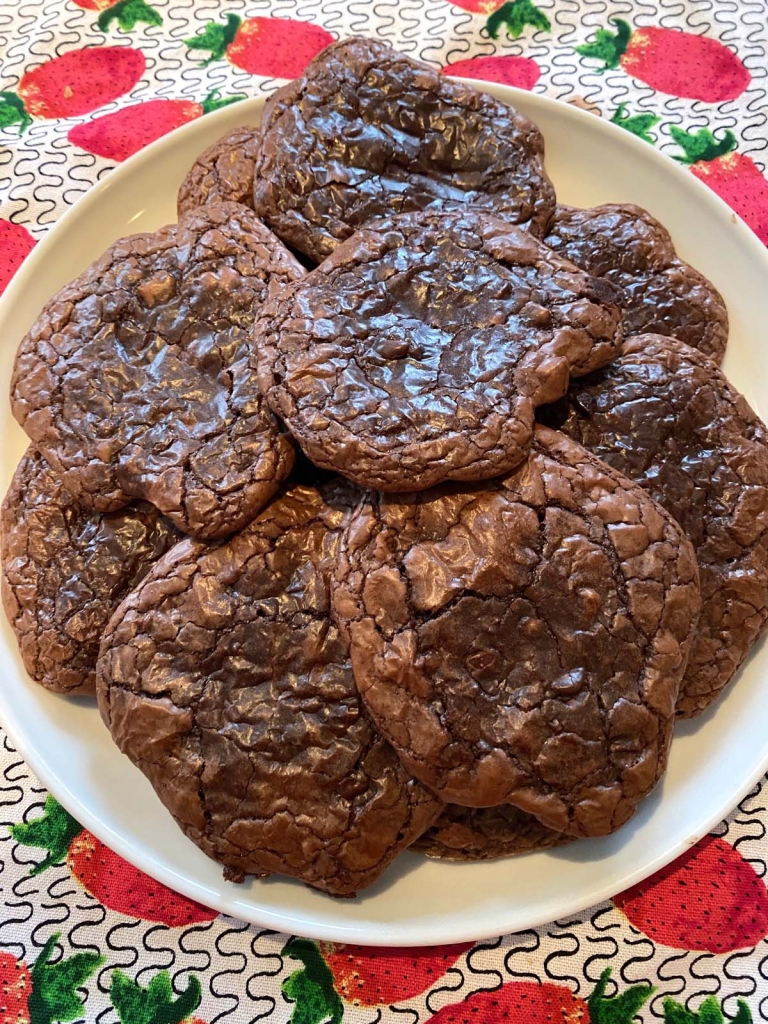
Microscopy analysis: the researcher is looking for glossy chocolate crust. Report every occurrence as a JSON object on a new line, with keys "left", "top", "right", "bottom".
{"left": 414, "top": 804, "right": 572, "bottom": 861}
{"left": 11, "top": 202, "right": 301, "bottom": 540}
{"left": 97, "top": 484, "right": 442, "bottom": 896}
{"left": 177, "top": 126, "right": 261, "bottom": 216}
{"left": 543, "top": 334, "right": 768, "bottom": 717}
{"left": 2, "top": 448, "right": 180, "bottom": 694}
{"left": 255, "top": 208, "right": 623, "bottom": 492}
{"left": 252, "top": 36, "right": 556, "bottom": 262}
{"left": 546, "top": 204, "right": 728, "bottom": 363}
{"left": 332, "top": 426, "right": 700, "bottom": 838}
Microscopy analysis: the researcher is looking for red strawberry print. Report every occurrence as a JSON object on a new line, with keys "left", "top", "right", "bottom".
{"left": 10, "top": 795, "right": 217, "bottom": 927}
{"left": 0, "top": 47, "right": 145, "bottom": 132}
{"left": 422, "top": 969, "right": 651, "bottom": 1024}
{"left": 576, "top": 18, "right": 750, "bottom": 102}
{"left": 282, "top": 939, "right": 472, "bottom": 1020}
{"left": 68, "top": 832, "right": 217, "bottom": 926}
{"left": 670, "top": 126, "right": 768, "bottom": 246}
{"left": 185, "top": 15, "right": 333, "bottom": 77}
{"left": 442, "top": 55, "right": 540, "bottom": 90}
{"left": 443, "top": 0, "right": 499, "bottom": 10}
{"left": 0, "top": 220, "right": 35, "bottom": 296}
{"left": 0, "top": 933, "right": 102, "bottom": 1024}
{"left": 110, "top": 970, "right": 203, "bottom": 1024}
{"left": 0, "top": 951, "right": 31, "bottom": 1024}
{"left": 442, "top": 0, "right": 549, "bottom": 40}
{"left": 319, "top": 941, "right": 473, "bottom": 1006}
{"left": 614, "top": 835, "right": 768, "bottom": 952}
{"left": 423, "top": 972, "right": 753, "bottom": 1024}
{"left": 71, "top": 0, "right": 162, "bottom": 33}
{"left": 68, "top": 89, "right": 245, "bottom": 161}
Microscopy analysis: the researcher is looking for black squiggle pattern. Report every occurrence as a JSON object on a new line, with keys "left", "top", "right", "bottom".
{"left": 618, "top": 936, "right": 657, "bottom": 989}
{"left": 389, "top": 1006, "right": 417, "bottom": 1024}
{"left": 542, "top": 928, "right": 582, "bottom": 992}
{"left": 503, "top": 931, "right": 541, "bottom": 984}
{"left": 424, "top": 965, "right": 468, "bottom": 1014}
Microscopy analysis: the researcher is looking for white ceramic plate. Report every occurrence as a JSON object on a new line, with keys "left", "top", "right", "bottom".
{"left": 1, "top": 84, "right": 768, "bottom": 947}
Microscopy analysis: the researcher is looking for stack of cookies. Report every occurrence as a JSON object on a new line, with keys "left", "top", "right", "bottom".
{"left": 4, "top": 37, "right": 768, "bottom": 897}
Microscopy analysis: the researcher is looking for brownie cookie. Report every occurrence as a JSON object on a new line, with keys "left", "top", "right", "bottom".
{"left": 97, "top": 483, "right": 441, "bottom": 896}
{"left": 332, "top": 426, "right": 700, "bottom": 837}
{"left": 253, "top": 37, "right": 556, "bottom": 262}
{"left": 546, "top": 204, "right": 728, "bottom": 362}
{"left": 2, "top": 448, "right": 180, "bottom": 695}
{"left": 12, "top": 203, "right": 301, "bottom": 540}
{"left": 256, "top": 209, "right": 623, "bottom": 492}
{"left": 177, "top": 126, "right": 261, "bottom": 217}
{"left": 414, "top": 805, "right": 571, "bottom": 861}
{"left": 543, "top": 335, "right": 768, "bottom": 718}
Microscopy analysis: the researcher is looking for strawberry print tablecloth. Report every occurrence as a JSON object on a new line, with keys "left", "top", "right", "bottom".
{"left": 1, "top": 0, "right": 768, "bottom": 1021}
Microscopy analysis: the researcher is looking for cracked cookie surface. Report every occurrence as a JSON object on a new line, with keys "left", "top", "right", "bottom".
{"left": 2, "top": 447, "right": 180, "bottom": 695}
{"left": 331, "top": 426, "right": 700, "bottom": 837}
{"left": 414, "top": 804, "right": 572, "bottom": 861}
{"left": 253, "top": 36, "right": 556, "bottom": 262}
{"left": 255, "top": 208, "right": 623, "bottom": 492}
{"left": 177, "top": 126, "right": 261, "bottom": 217}
{"left": 96, "top": 482, "right": 441, "bottom": 896}
{"left": 11, "top": 202, "right": 301, "bottom": 540}
{"left": 542, "top": 334, "right": 768, "bottom": 718}
{"left": 546, "top": 204, "right": 728, "bottom": 362}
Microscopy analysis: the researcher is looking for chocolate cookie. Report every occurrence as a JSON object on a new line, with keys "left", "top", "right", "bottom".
{"left": 2, "top": 448, "right": 180, "bottom": 695}
{"left": 177, "top": 126, "right": 261, "bottom": 217}
{"left": 255, "top": 209, "right": 623, "bottom": 492}
{"left": 12, "top": 203, "right": 301, "bottom": 540}
{"left": 96, "top": 483, "right": 441, "bottom": 896}
{"left": 253, "top": 37, "right": 556, "bottom": 262}
{"left": 414, "top": 805, "right": 571, "bottom": 861}
{"left": 546, "top": 204, "right": 728, "bottom": 362}
{"left": 331, "top": 426, "right": 700, "bottom": 837}
{"left": 542, "top": 335, "right": 768, "bottom": 718}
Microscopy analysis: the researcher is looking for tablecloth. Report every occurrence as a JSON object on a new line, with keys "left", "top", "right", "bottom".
{"left": 1, "top": 1, "right": 767, "bottom": 1021}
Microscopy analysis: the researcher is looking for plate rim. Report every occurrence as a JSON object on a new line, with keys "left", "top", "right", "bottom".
{"left": 1, "top": 81, "right": 768, "bottom": 945}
